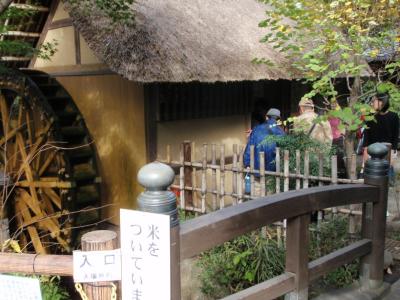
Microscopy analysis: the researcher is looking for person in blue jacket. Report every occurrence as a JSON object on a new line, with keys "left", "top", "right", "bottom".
{"left": 244, "top": 108, "right": 285, "bottom": 193}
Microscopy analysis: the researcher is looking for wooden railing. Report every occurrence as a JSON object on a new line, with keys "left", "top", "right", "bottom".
{"left": 174, "top": 144, "right": 389, "bottom": 299}
{"left": 178, "top": 180, "right": 386, "bottom": 299}
{"left": 0, "top": 144, "right": 390, "bottom": 300}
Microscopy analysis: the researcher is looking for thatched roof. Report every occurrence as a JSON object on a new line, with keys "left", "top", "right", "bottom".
{"left": 63, "top": 0, "right": 298, "bottom": 83}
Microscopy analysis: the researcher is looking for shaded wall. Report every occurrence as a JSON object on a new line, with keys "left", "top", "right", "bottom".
{"left": 57, "top": 75, "right": 146, "bottom": 224}
{"left": 157, "top": 115, "right": 249, "bottom": 161}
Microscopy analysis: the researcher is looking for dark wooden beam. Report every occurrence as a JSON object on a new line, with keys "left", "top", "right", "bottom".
{"left": 74, "top": 27, "right": 81, "bottom": 65}
{"left": 221, "top": 273, "right": 295, "bottom": 300}
{"left": 309, "top": 239, "right": 372, "bottom": 282}
{"left": 48, "top": 18, "right": 73, "bottom": 30}
{"left": 29, "top": 0, "right": 59, "bottom": 68}
{"left": 285, "top": 214, "right": 309, "bottom": 298}
{"left": 180, "top": 184, "right": 378, "bottom": 259}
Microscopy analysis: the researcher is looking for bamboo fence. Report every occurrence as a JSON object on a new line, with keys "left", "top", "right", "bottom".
{"left": 158, "top": 141, "right": 363, "bottom": 215}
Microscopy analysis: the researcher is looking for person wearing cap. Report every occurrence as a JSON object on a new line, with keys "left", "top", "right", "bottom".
{"left": 244, "top": 108, "right": 285, "bottom": 173}
{"left": 293, "top": 98, "right": 333, "bottom": 145}
{"left": 362, "top": 92, "right": 399, "bottom": 185}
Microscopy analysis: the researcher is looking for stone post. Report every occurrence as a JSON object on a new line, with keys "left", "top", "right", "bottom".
{"left": 137, "top": 162, "right": 181, "bottom": 299}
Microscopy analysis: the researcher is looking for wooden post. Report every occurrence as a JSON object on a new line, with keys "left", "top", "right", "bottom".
{"left": 348, "top": 153, "right": 358, "bottom": 238}
{"left": 220, "top": 144, "right": 226, "bottom": 208}
{"left": 285, "top": 214, "right": 310, "bottom": 300}
{"left": 81, "top": 230, "right": 118, "bottom": 300}
{"left": 201, "top": 144, "right": 207, "bottom": 213}
{"left": 183, "top": 141, "right": 193, "bottom": 208}
{"left": 191, "top": 142, "right": 198, "bottom": 210}
{"left": 259, "top": 152, "right": 266, "bottom": 197}
{"left": 238, "top": 145, "right": 244, "bottom": 203}
{"left": 276, "top": 147, "right": 281, "bottom": 193}
{"left": 331, "top": 155, "right": 338, "bottom": 215}
{"left": 361, "top": 143, "right": 389, "bottom": 290}
{"left": 284, "top": 150, "right": 289, "bottom": 192}
{"left": 250, "top": 145, "right": 255, "bottom": 197}
{"left": 303, "top": 151, "right": 309, "bottom": 189}
{"left": 295, "top": 150, "right": 300, "bottom": 190}
{"left": 317, "top": 152, "right": 324, "bottom": 255}
{"left": 179, "top": 143, "right": 185, "bottom": 210}
{"left": 211, "top": 144, "right": 217, "bottom": 210}
{"left": 232, "top": 144, "right": 238, "bottom": 204}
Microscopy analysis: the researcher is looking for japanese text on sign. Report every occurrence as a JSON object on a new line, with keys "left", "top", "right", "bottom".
{"left": 73, "top": 249, "right": 122, "bottom": 283}
{"left": 0, "top": 274, "right": 42, "bottom": 300}
{"left": 120, "top": 209, "right": 170, "bottom": 300}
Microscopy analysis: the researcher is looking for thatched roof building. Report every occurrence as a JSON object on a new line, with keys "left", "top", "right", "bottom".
{"left": 63, "top": 0, "right": 296, "bottom": 83}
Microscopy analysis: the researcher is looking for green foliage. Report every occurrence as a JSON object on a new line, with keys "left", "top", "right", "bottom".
{"left": 198, "top": 216, "right": 358, "bottom": 298}
{"left": 0, "top": 0, "right": 135, "bottom": 69}
{"left": 263, "top": 133, "right": 336, "bottom": 190}
{"left": 66, "top": 0, "right": 135, "bottom": 25}
{"left": 197, "top": 231, "right": 285, "bottom": 298}
{"left": 309, "top": 217, "right": 359, "bottom": 290}
{"left": 377, "top": 82, "right": 400, "bottom": 116}
{"left": 257, "top": 0, "right": 400, "bottom": 134}
{"left": 327, "top": 103, "right": 375, "bottom": 132}
{"left": 40, "top": 276, "right": 70, "bottom": 300}
{"left": 0, "top": 5, "right": 58, "bottom": 65}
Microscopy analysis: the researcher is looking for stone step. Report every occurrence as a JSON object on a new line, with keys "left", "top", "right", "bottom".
{"left": 383, "top": 278, "right": 400, "bottom": 300}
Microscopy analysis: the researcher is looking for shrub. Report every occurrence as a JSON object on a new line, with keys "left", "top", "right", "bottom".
{"left": 198, "top": 216, "right": 358, "bottom": 299}
{"left": 197, "top": 231, "right": 285, "bottom": 298}
{"left": 309, "top": 216, "right": 359, "bottom": 291}
{"left": 263, "top": 133, "right": 337, "bottom": 191}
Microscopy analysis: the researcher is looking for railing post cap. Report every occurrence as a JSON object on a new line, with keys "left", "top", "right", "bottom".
{"left": 367, "top": 143, "right": 388, "bottom": 159}
{"left": 137, "top": 161, "right": 175, "bottom": 191}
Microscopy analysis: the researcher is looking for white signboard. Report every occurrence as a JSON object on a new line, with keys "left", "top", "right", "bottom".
{"left": 0, "top": 274, "right": 42, "bottom": 300}
{"left": 73, "top": 249, "right": 122, "bottom": 283}
{"left": 120, "top": 209, "right": 171, "bottom": 300}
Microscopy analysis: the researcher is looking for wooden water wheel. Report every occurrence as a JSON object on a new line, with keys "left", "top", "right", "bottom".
{"left": 0, "top": 69, "right": 101, "bottom": 254}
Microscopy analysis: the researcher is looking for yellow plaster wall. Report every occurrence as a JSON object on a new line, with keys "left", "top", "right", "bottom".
{"left": 34, "top": 1, "right": 103, "bottom": 69}
{"left": 56, "top": 75, "right": 146, "bottom": 224}
{"left": 53, "top": 1, "right": 70, "bottom": 21}
{"left": 80, "top": 35, "right": 102, "bottom": 65}
{"left": 157, "top": 115, "right": 249, "bottom": 161}
{"left": 35, "top": 27, "right": 76, "bottom": 68}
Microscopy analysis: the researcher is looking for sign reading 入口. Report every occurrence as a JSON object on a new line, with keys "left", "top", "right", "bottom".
{"left": 120, "top": 209, "right": 171, "bottom": 300}
{"left": 73, "top": 249, "right": 122, "bottom": 283}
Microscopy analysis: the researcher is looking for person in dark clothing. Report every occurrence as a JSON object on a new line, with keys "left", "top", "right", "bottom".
{"left": 363, "top": 92, "right": 399, "bottom": 185}
{"left": 363, "top": 93, "right": 399, "bottom": 151}
{"left": 244, "top": 108, "right": 286, "bottom": 172}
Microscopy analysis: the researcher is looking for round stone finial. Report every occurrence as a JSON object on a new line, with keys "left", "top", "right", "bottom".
{"left": 367, "top": 143, "right": 389, "bottom": 160}
{"left": 137, "top": 162, "right": 175, "bottom": 191}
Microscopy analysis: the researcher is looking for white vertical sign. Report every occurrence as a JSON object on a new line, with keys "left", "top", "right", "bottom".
{"left": 0, "top": 274, "right": 42, "bottom": 300}
{"left": 120, "top": 209, "right": 171, "bottom": 300}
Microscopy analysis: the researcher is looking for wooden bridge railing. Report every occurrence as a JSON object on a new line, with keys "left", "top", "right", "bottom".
{"left": 174, "top": 143, "right": 390, "bottom": 300}
{"left": 0, "top": 143, "right": 390, "bottom": 300}
{"left": 179, "top": 184, "right": 379, "bottom": 299}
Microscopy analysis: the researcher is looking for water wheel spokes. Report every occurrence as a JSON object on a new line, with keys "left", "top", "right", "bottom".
{"left": 0, "top": 91, "right": 73, "bottom": 254}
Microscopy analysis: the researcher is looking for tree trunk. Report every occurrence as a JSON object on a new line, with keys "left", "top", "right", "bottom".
{"left": 0, "top": 0, "right": 13, "bottom": 15}
{"left": 344, "top": 131, "right": 356, "bottom": 178}
{"left": 343, "top": 75, "right": 362, "bottom": 178}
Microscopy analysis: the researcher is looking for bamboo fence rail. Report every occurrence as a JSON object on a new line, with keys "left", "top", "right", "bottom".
{"left": 158, "top": 141, "right": 363, "bottom": 214}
